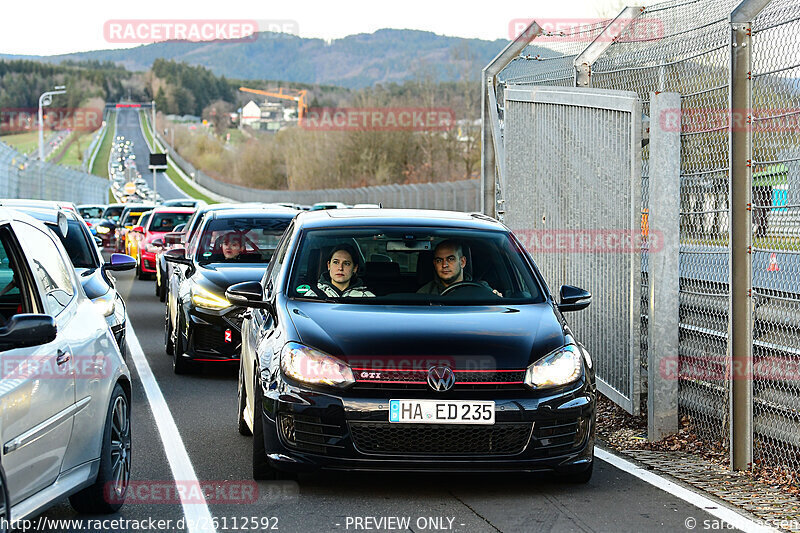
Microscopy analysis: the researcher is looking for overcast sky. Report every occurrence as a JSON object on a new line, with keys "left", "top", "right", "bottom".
{"left": 1, "top": 0, "right": 642, "bottom": 56}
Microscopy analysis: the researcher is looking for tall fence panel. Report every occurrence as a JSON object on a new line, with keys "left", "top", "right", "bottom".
{"left": 502, "top": 85, "right": 644, "bottom": 414}
{"left": 750, "top": 0, "right": 800, "bottom": 472}
{"left": 0, "top": 142, "right": 109, "bottom": 204}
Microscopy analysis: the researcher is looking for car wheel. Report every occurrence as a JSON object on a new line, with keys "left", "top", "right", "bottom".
{"left": 165, "top": 304, "right": 174, "bottom": 356}
{"left": 237, "top": 362, "right": 253, "bottom": 436}
{"left": 155, "top": 272, "right": 161, "bottom": 296}
{"left": 0, "top": 462, "right": 9, "bottom": 533}
{"left": 135, "top": 256, "right": 142, "bottom": 279}
{"left": 159, "top": 278, "right": 167, "bottom": 302}
{"left": 69, "top": 384, "right": 131, "bottom": 513}
{"left": 252, "top": 373, "right": 277, "bottom": 480}
{"left": 173, "top": 311, "right": 191, "bottom": 375}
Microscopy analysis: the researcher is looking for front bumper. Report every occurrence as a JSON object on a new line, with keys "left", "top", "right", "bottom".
{"left": 140, "top": 250, "right": 157, "bottom": 273}
{"left": 259, "top": 379, "right": 595, "bottom": 473}
{"left": 181, "top": 304, "right": 246, "bottom": 361}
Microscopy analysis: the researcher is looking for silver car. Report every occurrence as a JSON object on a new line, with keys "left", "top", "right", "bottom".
{"left": 0, "top": 207, "right": 132, "bottom": 527}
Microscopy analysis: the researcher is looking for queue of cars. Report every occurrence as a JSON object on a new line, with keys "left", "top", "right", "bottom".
{"left": 0, "top": 195, "right": 597, "bottom": 527}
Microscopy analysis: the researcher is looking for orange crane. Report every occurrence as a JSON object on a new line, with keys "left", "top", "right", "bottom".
{"left": 239, "top": 86, "right": 308, "bottom": 120}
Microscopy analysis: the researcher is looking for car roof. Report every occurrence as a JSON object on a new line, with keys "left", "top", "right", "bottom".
{"left": 149, "top": 206, "right": 196, "bottom": 214}
{"left": 293, "top": 209, "right": 504, "bottom": 231}
{"left": 0, "top": 206, "right": 72, "bottom": 229}
{"left": 211, "top": 207, "right": 298, "bottom": 220}
{"left": 2, "top": 206, "right": 80, "bottom": 224}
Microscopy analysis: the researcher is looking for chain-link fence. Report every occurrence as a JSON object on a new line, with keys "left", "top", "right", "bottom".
{"left": 152, "top": 129, "right": 481, "bottom": 211}
{"left": 0, "top": 141, "right": 109, "bottom": 204}
{"left": 750, "top": 0, "right": 800, "bottom": 473}
{"left": 486, "top": 0, "right": 800, "bottom": 471}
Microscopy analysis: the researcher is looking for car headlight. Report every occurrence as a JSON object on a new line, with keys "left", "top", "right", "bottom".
{"left": 524, "top": 344, "right": 583, "bottom": 390}
{"left": 96, "top": 225, "right": 111, "bottom": 234}
{"left": 280, "top": 342, "right": 355, "bottom": 388}
{"left": 191, "top": 284, "right": 231, "bottom": 310}
{"left": 93, "top": 290, "right": 116, "bottom": 317}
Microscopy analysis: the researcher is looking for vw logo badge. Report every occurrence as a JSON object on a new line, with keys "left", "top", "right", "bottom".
{"left": 427, "top": 366, "right": 455, "bottom": 392}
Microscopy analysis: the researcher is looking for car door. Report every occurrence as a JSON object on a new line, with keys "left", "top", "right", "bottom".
{"left": 0, "top": 222, "right": 77, "bottom": 505}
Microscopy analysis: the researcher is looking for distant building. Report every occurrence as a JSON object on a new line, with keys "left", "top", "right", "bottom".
{"left": 240, "top": 101, "right": 261, "bottom": 128}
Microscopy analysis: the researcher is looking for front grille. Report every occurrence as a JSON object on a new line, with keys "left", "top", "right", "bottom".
{"left": 349, "top": 422, "right": 532, "bottom": 455}
{"left": 530, "top": 418, "right": 583, "bottom": 457}
{"left": 192, "top": 325, "right": 238, "bottom": 354}
{"left": 279, "top": 414, "right": 345, "bottom": 454}
{"left": 352, "top": 369, "right": 527, "bottom": 391}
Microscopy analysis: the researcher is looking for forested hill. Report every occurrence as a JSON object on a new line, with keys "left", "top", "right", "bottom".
{"left": 1, "top": 29, "right": 550, "bottom": 89}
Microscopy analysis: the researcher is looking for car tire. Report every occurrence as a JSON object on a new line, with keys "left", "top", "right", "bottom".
{"left": 135, "top": 256, "right": 142, "bottom": 279}
{"left": 252, "top": 373, "right": 277, "bottom": 480}
{"left": 69, "top": 384, "right": 131, "bottom": 514}
{"left": 237, "top": 362, "right": 253, "bottom": 436}
{"left": 165, "top": 304, "right": 174, "bottom": 356}
{"left": 173, "top": 311, "right": 191, "bottom": 375}
{"left": 155, "top": 272, "right": 161, "bottom": 296}
{"left": 0, "top": 462, "right": 9, "bottom": 533}
{"left": 159, "top": 279, "right": 167, "bottom": 302}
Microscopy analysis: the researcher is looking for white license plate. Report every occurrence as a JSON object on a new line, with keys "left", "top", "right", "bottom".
{"left": 388, "top": 400, "right": 495, "bottom": 425}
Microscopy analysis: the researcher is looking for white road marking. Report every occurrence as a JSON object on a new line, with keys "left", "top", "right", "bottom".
{"left": 597, "top": 447, "right": 777, "bottom": 533}
{"left": 127, "top": 322, "right": 217, "bottom": 533}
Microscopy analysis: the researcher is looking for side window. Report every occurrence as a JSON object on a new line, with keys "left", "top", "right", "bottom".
{"left": 14, "top": 223, "right": 75, "bottom": 316}
{"left": 266, "top": 224, "right": 294, "bottom": 290}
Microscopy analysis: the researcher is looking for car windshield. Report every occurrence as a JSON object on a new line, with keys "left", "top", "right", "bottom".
{"left": 149, "top": 212, "right": 193, "bottom": 232}
{"left": 103, "top": 206, "right": 123, "bottom": 223}
{"left": 79, "top": 206, "right": 104, "bottom": 218}
{"left": 121, "top": 210, "right": 148, "bottom": 227}
{"left": 49, "top": 220, "right": 97, "bottom": 269}
{"left": 195, "top": 217, "right": 290, "bottom": 264}
{"left": 287, "top": 227, "right": 546, "bottom": 305}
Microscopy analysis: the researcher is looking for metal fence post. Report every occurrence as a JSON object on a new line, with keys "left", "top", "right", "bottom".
{"left": 481, "top": 21, "right": 542, "bottom": 217}
{"left": 648, "top": 92, "right": 681, "bottom": 440}
{"left": 728, "top": 0, "right": 772, "bottom": 470}
{"left": 574, "top": 7, "right": 643, "bottom": 87}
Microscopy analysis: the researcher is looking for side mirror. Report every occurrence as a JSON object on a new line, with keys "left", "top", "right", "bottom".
{"left": 164, "top": 232, "right": 183, "bottom": 245}
{"left": 0, "top": 314, "right": 58, "bottom": 350}
{"left": 164, "top": 248, "right": 192, "bottom": 266}
{"left": 173, "top": 224, "right": 186, "bottom": 232}
{"left": 132, "top": 226, "right": 144, "bottom": 234}
{"left": 557, "top": 285, "right": 591, "bottom": 312}
{"left": 151, "top": 238, "right": 164, "bottom": 247}
{"left": 103, "top": 253, "right": 136, "bottom": 272}
{"left": 226, "top": 281, "right": 272, "bottom": 309}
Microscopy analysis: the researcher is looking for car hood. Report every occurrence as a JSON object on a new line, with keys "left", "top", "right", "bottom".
{"left": 286, "top": 301, "right": 566, "bottom": 370}
{"left": 196, "top": 264, "right": 268, "bottom": 292}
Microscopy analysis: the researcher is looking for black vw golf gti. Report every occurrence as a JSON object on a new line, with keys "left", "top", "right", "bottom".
{"left": 227, "top": 209, "right": 596, "bottom": 481}
{"left": 164, "top": 207, "right": 296, "bottom": 374}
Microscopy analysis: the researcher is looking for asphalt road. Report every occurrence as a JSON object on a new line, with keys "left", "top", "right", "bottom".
{"left": 27, "top": 268, "right": 735, "bottom": 533}
{"left": 114, "top": 107, "right": 187, "bottom": 201}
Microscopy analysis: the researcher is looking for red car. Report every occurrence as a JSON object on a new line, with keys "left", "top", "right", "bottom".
{"left": 135, "top": 207, "right": 195, "bottom": 279}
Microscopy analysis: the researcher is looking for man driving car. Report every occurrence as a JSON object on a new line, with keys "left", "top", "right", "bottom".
{"left": 416, "top": 240, "right": 501, "bottom": 296}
